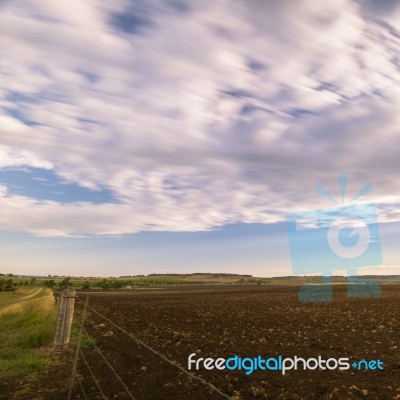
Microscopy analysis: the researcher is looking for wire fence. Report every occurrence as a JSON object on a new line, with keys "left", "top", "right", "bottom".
{"left": 79, "top": 349, "right": 107, "bottom": 400}
{"left": 70, "top": 296, "right": 232, "bottom": 400}
{"left": 82, "top": 326, "right": 135, "bottom": 399}
{"left": 67, "top": 349, "right": 88, "bottom": 400}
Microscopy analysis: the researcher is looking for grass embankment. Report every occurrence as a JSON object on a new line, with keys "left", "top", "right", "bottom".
{"left": 0, "top": 287, "right": 38, "bottom": 305}
{"left": 0, "top": 289, "right": 56, "bottom": 383}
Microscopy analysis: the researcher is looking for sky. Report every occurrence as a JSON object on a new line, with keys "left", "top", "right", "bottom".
{"left": 1, "top": 0, "right": 400, "bottom": 277}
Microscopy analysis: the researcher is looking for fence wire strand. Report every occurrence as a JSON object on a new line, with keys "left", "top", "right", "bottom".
{"left": 68, "top": 348, "right": 89, "bottom": 400}
{"left": 79, "top": 349, "right": 108, "bottom": 400}
{"left": 77, "top": 296, "right": 232, "bottom": 399}
{"left": 83, "top": 326, "right": 136, "bottom": 400}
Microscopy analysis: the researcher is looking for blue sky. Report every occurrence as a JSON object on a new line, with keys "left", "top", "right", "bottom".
{"left": 0, "top": 0, "right": 400, "bottom": 277}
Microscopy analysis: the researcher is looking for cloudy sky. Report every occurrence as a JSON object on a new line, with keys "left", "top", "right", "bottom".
{"left": 1, "top": 0, "right": 400, "bottom": 277}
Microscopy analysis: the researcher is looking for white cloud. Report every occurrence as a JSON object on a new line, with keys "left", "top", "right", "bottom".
{"left": 0, "top": 145, "right": 53, "bottom": 169}
{"left": 0, "top": 0, "right": 400, "bottom": 236}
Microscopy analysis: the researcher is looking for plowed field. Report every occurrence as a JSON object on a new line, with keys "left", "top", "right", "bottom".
{"left": 70, "top": 285, "right": 400, "bottom": 400}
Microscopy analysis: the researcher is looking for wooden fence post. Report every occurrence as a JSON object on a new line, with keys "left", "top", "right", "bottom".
{"left": 68, "top": 296, "right": 89, "bottom": 400}
{"left": 62, "top": 288, "right": 76, "bottom": 350}
{"left": 54, "top": 288, "right": 76, "bottom": 349}
{"left": 54, "top": 289, "right": 67, "bottom": 347}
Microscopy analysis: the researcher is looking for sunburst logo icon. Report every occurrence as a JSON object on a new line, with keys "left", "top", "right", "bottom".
{"left": 287, "top": 173, "right": 382, "bottom": 302}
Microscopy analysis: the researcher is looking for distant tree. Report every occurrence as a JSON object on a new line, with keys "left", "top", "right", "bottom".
{"left": 81, "top": 280, "right": 90, "bottom": 290}
{"left": 111, "top": 280, "right": 126, "bottom": 289}
{"left": 99, "top": 279, "right": 110, "bottom": 290}
{"left": 30, "top": 277, "right": 37, "bottom": 286}
{"left": 59, "top": 277, "right": 72, "bottom": 289}
{"left": 44, "top": 279, "right": 56, "bottom": 289}
{"left": 1, "top": 278, "right": 16, "bottom": 292}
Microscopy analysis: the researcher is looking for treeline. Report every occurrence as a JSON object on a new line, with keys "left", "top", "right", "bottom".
{"left": 146, "top": 273, "right": 253, "bottom": 277}
{"left": 45, "top": 277, "right": 186, "bottom": 290}
{"left": 91, "top": 278, "right": 197, "bottom": 289}
{"left": 0, "top": 277, "right": 34, "bottom": 292}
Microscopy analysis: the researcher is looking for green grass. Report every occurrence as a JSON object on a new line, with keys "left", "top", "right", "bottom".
{"left": 0, "top": 290, "right": 56, "bottom": 379}
{"left": 69, "top": 313, "right": 93, "bottom": 350}
{"left": 0, "top": 287, "right": 37, "bottom": 305}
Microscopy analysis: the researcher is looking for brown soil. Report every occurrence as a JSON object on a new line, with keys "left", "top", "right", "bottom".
{"left": 3, "top": 285, "right": 400, "bottom": 399}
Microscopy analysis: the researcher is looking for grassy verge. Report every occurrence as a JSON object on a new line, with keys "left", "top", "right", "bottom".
{"left": 0, "top": 289, "right": 56, "bottom": 380}
{"left": 69, "top": 304, "right": 93, "bottom": 350}
{"left": 0, "top": 287, "right": 38, "bottom": 305}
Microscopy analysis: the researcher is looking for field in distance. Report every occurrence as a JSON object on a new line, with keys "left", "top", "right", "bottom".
{"left": 2, "top": 273, "right": 400, "bottom": 291}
